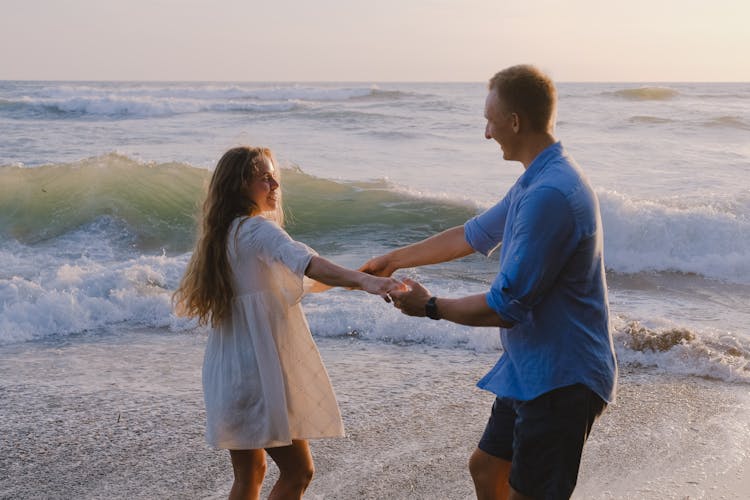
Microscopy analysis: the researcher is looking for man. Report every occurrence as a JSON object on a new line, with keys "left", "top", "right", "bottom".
{"left": 361, "top": 65, "right": 617, "bottom": 499}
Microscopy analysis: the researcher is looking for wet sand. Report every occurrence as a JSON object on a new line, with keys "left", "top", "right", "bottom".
{"left": 1, "top": 329, "right": 748, "bottom": 499}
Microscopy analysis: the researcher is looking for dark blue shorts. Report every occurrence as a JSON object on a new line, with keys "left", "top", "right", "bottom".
{"left": 477, "top": 384, "right": 606, "bottom": 499}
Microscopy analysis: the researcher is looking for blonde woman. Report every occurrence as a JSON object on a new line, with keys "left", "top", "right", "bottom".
{"left": 174, "top": 146, "right": 402, "bottom": 499}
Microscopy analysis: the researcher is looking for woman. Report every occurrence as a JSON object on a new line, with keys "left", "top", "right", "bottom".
{"left": 174, "top": 146, "right": 402, "bottom": 499}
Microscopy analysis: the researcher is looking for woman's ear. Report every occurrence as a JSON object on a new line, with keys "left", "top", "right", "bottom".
{"left": 239, "top": 176, "right": 253, "bottom": 197}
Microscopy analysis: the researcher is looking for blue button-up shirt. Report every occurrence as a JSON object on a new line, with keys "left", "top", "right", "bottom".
{"left": 464, "top": 142, "right": 617, "bottom": 402}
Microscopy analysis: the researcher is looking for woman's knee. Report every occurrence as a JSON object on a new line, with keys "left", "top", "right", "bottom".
{"left": 284, "top": 463, "right": 314, "bottom": 489}
{"left": 268, "top": 440, "right": 315, "bottom": 489}
{"left": 251, "top": 458, "right": 268, "bottom": 478}
{"left": 231, "top": 449, "right": 267, "bottom": 480}
{"left": 302, "top": 463, "right": 315, "bottom": 484}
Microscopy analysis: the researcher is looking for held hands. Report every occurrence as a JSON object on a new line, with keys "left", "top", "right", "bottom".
{"left": 360, "top": 274, "right": 409, "bottom": 303}
{"left": 388, "top": 278, "right": 431, "bottom": 317}
{"left": 359, "top": 255, "right": 431, "bottom": 312}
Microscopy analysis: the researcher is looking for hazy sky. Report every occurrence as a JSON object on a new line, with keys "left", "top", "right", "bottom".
{"left": 2, "top": 0, "right": 748, "bottom": 82}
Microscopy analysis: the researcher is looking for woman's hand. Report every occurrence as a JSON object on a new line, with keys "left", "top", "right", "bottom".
{"left": 305, "top": 255, "right": 405, "bottom": 301}
{"left": 359, "top": 275, "right": 408, "bottom": 302}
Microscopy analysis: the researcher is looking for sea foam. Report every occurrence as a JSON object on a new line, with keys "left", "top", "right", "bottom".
{"left": 1, "top": 84, "right": 389, "bottom": 118}
{"left": 611, "top": 316, "right": 750, "bottom": 383}
{"left": 599, "top": 189, "right": 750, "bottom": 284}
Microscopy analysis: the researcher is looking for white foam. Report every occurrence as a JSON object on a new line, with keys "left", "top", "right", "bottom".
{"left": 599, "top": 190, "right": 750, "bottom": 284}
{"left": 2, "top": 245, "right": 748, "bottom": 385}
{"left": 0, "top": 250, "right": 503, "bottom": 351}
{"left": 611, "top": 315, "right": 750, "bottom": 384}
{"left": 304, "top": 289, "right": 501, "bottom": 352}
{"left": 39, "top": 83, "right": 377, "bottom": 102}
{"left": 7, "top": 83, "right": 380, "bottom": 117}
{"left": 15, "top": 95, "right": 300, "bottom": 117}
{"left": 0, "top": 253, "right": 188, "bottom": 344}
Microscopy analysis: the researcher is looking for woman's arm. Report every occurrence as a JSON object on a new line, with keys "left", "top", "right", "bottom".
{"left": 305, "top": 256, "right": 404, "bottom": 299}
{"left": 306, "top": 279, "right": 333, "bottom": 293}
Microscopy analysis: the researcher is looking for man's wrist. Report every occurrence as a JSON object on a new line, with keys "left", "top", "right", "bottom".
{"left": 425, "top": 296, "right": 440, "bottom": 320}
{"left": 388, "top": 251, "right": 403, "bottom": 275}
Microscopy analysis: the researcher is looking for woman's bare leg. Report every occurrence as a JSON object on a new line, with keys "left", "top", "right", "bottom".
{"left": 266, "top": 440, "right": 315, "bottom": 500}
{"left": 229, "top": 449, "right": 267, "bottom": 500}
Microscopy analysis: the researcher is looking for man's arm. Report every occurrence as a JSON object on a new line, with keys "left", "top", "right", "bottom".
{"left": 390, "top": 278, "right": 514, "bottom": 328}
{"left": 436, "top": 294, "right": 513, "bottom": 327}
{"left": 360, "top": 225, "right": 475, "bottom": 277}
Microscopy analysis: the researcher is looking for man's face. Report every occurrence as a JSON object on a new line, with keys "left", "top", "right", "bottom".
{"left": 484, "top": 89, "right": 517, "bottom": 161}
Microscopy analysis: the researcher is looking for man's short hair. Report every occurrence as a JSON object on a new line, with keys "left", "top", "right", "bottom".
{"left": 489, "top": 65, "right": 557, "bottom": 133}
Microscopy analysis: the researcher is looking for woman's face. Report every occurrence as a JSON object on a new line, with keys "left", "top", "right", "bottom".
{"left": 246, "top": 156, "right": 279, "bottom": 214}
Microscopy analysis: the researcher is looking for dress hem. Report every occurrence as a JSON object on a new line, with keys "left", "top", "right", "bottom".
{"left": 208, "top": 431, "right": 346, "bottom": 450}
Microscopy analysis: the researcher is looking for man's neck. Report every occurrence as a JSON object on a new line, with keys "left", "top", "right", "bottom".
{"left": 519, "top": 133, "right": 556, "bottom": 169}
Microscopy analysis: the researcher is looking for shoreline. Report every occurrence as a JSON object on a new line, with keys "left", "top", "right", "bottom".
{"left": 1, "top": 329, "right": 748, "bottom": 499}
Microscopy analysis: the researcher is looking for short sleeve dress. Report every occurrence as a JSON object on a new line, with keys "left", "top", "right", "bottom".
{"left": 202, "top": 216, "right": 345, "bottom": 449}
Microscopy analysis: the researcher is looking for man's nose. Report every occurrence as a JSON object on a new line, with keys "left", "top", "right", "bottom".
{"left": 484, "top": 123, "right": 491, "bottom": 139}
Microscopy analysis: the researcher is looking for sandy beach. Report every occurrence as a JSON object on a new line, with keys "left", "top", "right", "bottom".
{"left": 1, "top": 328, "right": 748, "bottom": 499}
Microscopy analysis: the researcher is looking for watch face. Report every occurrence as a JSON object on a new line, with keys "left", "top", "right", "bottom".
{"left": 425, "top": 297, "right": 439, "bottom": 320}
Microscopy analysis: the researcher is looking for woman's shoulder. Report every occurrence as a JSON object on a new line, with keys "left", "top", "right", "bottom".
{"left": 232, "top": 215, "right": 279, "bottom": 230}
{"left": 231, "top": 215, "right": 289, "bottom": 243}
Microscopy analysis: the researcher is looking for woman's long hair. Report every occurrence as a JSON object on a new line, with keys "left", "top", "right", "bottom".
{"left": 173, "top": 146, "right": 283, "bottom": 327}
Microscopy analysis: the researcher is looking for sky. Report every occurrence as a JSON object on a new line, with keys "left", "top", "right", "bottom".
{"left": 1, "top": 0, "right": 748, "bottom": 82}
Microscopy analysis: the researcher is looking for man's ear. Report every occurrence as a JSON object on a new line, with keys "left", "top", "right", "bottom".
{"left": 511, "top": 112, "right": 520, "bottom": 133}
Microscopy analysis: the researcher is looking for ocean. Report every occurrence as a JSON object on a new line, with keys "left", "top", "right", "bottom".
{"left": 1, "top": 81, "right": 749, "bottom": 498}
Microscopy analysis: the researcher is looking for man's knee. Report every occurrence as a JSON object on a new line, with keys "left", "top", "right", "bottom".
{"left": 468, "top": 449, "right": 484, "bottom": 480}
{"left": 469, "top": 448, "right": 509, "bottom": 482}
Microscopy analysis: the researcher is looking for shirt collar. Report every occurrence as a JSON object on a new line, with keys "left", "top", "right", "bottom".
{"left": 518, "top": 141, "right": 563, "bottom": 188}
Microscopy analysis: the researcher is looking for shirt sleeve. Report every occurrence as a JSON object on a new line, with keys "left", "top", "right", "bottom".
{"left": 486, "top": 187, "right": 577, "bottom": 325}
{"left": 246, "top": 218, "right": 318, "bottom": 277}
{"left": 464, "top": 194, "right": 511, "bottom": 256}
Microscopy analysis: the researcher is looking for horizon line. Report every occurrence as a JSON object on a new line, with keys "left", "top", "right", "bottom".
{"left": 1, "top": 78, "right": 749, "bottom": 84}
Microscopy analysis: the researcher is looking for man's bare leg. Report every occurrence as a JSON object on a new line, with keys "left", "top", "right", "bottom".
{"left": 469, "top": 447, "right": 531, "bottom": 500}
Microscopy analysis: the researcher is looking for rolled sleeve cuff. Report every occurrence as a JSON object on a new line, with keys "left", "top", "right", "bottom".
{"left": 464, "top": 219, "right": 495, "bottom": 256}
{"left": 485, "top": 289, "right": 526, "bottom": 326}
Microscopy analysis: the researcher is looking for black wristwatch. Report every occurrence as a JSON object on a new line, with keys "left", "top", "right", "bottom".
{"left": 425, "top": 296, "right": 440, "bottom": 320}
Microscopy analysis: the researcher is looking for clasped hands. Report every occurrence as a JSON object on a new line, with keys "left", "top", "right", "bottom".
{"left": 360, "top": 255, "right": 432, "bottom": 317}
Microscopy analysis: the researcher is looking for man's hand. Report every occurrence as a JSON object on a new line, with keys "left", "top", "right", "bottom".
{"left": 389, "top": 278, "right": 431, "bottom": 317}
{"left": 360, "top": 226, "right": 473, "bottom": 279}
{"left": 391, "top": 280, "right": 513, "bottom": 327}
{"left": 359, "top": 254, "right": 397, "bottom": 278}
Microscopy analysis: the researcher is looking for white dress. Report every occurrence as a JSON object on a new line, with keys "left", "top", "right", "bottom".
{"left": 202, "top": 216, "right": 345, "bottom": 449}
